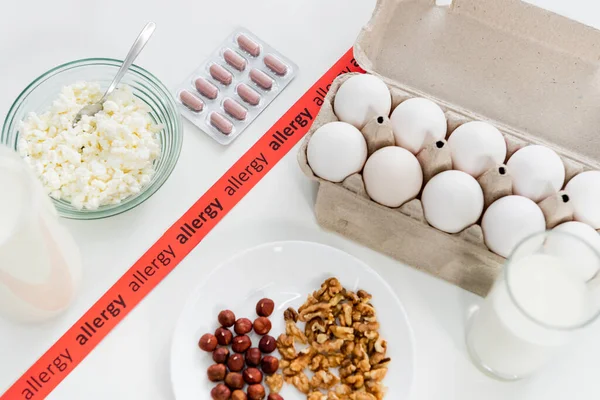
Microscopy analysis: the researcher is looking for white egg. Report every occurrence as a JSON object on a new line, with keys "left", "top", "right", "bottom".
{"left": 421, "top": 170, "right": 484, "bottom": 233}
{"left": 448, "top": 121, "right": 507, "bottom": 177}
{"left": 481, "top": 195, "right": 546, "bottom": 258}
{"left": 506, "top": 145, "right": 565, "bottom": 202}
{"left": 307, "top": 122, "right": 367, "bottom": 183}
{"left": 390, "top": 97, "right": 447, "bottom": 154}
{"left": 333, "top": 74, "right": 392, "bottom": 129}
{"left": 363, "top": 146, "right": 423, "bottom": 208}
{"left": 547, "top": 221, "right": 600, "bottom": 281}
{"left": 565, "top": 171, "right": 600, "bottom": 229}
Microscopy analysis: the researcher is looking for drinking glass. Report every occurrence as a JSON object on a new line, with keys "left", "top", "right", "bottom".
{"left": 466, "top": 230, "right": 600, "bottom": 380}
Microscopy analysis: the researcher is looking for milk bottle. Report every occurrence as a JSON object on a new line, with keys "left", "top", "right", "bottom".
{"left": 0, "top": 146, "right": 81, "bottom": 322}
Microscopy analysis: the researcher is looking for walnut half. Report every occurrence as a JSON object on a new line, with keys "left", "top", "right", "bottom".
{"left": 285, "top": 307, "right": 308, "bottom": 344}
{"left": 265, "top": 373, "right": 283, "bottom": 394}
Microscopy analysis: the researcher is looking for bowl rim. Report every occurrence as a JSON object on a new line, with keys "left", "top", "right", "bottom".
{"left": 1, "top": 57, "right": 184, "bottom": 220}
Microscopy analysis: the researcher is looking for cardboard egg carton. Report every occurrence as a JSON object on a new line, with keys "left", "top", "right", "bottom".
{"left": 298, "top": 0, "right": 600, "bottom": 296}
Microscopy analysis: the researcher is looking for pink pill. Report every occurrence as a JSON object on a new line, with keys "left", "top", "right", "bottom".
{"left": 237, "top": 34, "right": 260, "bottom": 57}
{"left": 236, "top": 83, "right": 260, "bottom": 106}
{"left": 210, "top": 112, "right": 233, "bottom": 135}
{"left": 264, "top": 54, "right": 288, "bottom": 76}
{"left": 223, "top": 98, "right": 247, "bottom": 121}
{"left": 249, "top": 69, "right": 273, "bottom": 90}
{"left": 179, "top": 90, "right": 204, "bottom": 112}
{"left": 210, "top": 64, "right": 233, "bottom": 85}
{"left": 195, "top": 77, "right": 218, "bottom": 99}
{"left": 224, "top": 49, "right": 247, "bottom": 71}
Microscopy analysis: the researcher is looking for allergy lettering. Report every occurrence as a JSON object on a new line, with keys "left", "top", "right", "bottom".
{"left": 128, "top": 245, "right": 177, "bottom": 292}
{"left": 176, "top": 198, "right": 224, "bottom": 245}
{"left": 224, "top": 152, "right": 269, "bottom": 196}
{"left": 269, "top": 107, "right": 313, "bottom": 151}
{"left": 21, "top": 349, "right": 73, "bottom": 399}
{"left": 76, "top": 294, "right": 127, "bottom": 346}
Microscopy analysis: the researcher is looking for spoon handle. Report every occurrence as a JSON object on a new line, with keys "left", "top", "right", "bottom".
{"left": 102, "top": 22, "right": 156, "bottom": 101}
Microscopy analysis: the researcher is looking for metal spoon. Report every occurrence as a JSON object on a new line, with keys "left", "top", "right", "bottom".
{"left": 73, "top": 22, "right": 156, "bottom": 125}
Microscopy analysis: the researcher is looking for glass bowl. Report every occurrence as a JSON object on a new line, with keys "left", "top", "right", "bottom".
{"left": 1, "top": 58, "right": 183, "bottom": 219}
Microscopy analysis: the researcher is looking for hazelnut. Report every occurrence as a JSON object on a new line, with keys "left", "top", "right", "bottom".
{"left": 234, "top": 318, "right": 253, "bottom": 335}
{"left": 213, "top": 347, "right": 230, "bottom": 364}
{"left": 253, "top": 317, "right": 272, "bottom": 335}
{"left": 215, "top": 327, "right": 233, "bottom": 346}
{"left": 225, "top": 372, "right": 245, "bottom": 390}
{"left": 245, "top": 348, "right": 262, "bottom": 367}
{"left": 256, "top": 298, "right": 275, "bottom": 317}
{"left": 211, "top": 383, "right": 231, "bottom": 400}
{"left": 218, "top": 310, "right": 236, "bottom": 327}
{"left": 267, "top": 395, "right": 283, "bottom": 400}
{"left": 207, "top": 364, "right": 227, "bottom": 382}
{"left": 247, "top": 384, "right": 266, "bottom": 400}
{"left": 243, "top": 367, "right": 263, "bottom": 384}
{"left": 232, "top": 335, "right": 252, "bottom": 353}
{"left": 199, "top": 333, "right": 218, "bottom": 352}
{"left": 232, "top": 390, "right": 248, "bottom": 400}
{"left": 260, "top": 356, "right": 279, "bottom": 374}
{"left": 227, "top": 353, "right": 245, "bottom": 372}
{"left": 258, "top": 335, "right": 276, "bottom": 354}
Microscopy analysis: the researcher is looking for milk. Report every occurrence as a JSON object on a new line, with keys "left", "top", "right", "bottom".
{"left": 467, "top": 254, "right": 588, "bottom": 379}
{"left": 0, "top": 146, "right": 81, "bottom": 322}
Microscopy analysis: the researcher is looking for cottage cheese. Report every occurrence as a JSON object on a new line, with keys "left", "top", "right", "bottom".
{"left": 17, "top": 82, "right": 161, "bottom": 210}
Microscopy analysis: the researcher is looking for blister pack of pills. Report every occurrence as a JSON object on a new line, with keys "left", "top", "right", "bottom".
{"left": 176, "top": 28, "right": 298, "bottom": 145}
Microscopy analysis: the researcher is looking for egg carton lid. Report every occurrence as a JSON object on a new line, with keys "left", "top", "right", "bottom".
{"left": 354, "top": 0, "right": 600, "bottom": 169}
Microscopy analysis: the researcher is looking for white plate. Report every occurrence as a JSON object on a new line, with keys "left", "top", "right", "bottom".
{"left": 170, "top": 241, "right": 415, "bottom": 399}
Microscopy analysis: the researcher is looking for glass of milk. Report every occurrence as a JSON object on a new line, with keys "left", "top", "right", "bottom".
{"left": 466, "top": 230, "right": 600, "bottom": 380}
{"left": 0, "top": 145, "right": 82, "bottom": 322}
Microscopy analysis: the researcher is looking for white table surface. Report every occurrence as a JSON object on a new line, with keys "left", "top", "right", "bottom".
{"left": 1, "top": 0, "right": 600, "bottom": 399}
